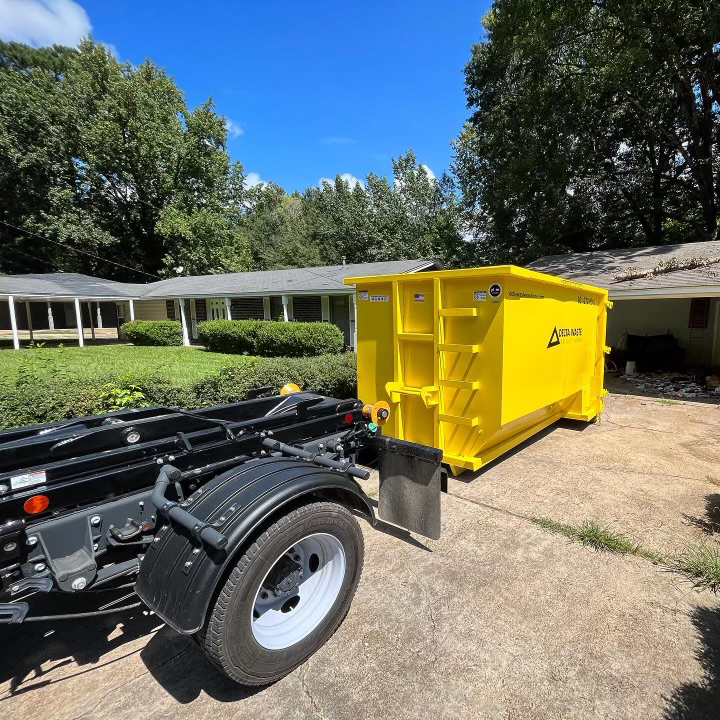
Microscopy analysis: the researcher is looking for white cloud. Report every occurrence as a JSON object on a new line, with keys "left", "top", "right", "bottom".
{"left": 319, "top": 173, "right": 364, "bottom": 190}
{"left": 0, "top": 0, "right": 91, "bottom": 47}
{"left": 244, "top": 172, "right": 264, "bottom": 189}
{"left": 421, "top": 164, "right": 436, "bottom": 181}
{"left": 321, "top": 137, "right": 355, "bottom": 145}
{"left": 225, "top": 118, "right": 244, "bottom": 139}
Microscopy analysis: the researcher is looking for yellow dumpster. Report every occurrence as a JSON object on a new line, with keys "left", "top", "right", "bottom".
{"left": 345, "top": 266, "right": 611, "bottom": 475}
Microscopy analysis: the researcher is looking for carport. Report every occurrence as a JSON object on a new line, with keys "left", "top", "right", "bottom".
{"left": 0, "top": 273, "right": 143, "bottom": 348}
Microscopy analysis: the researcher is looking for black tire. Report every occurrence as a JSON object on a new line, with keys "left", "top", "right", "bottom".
{"left": 197, "top": 501, "right": 364, "bottom": 685}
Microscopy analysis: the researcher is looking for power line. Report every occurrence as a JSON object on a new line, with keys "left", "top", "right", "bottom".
{"left": 0, "top": 243, "right": 61, "bottom": 271}
{"left": 0, "top": 219, "right": 162, "bottom": 280}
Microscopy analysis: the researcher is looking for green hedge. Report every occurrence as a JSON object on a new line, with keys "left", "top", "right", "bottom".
{"left": 121, "top": 320, "right": 182, "bottom": 346}
{"left": 197, "top": 319, "right": 345, "bottom": 357}
{"left": 0, "top": 353, "right": 357, "bottom": 429}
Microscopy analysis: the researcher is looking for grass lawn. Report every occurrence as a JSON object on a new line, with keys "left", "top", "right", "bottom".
{"left": 0, "top": 345, "right": 253, "bottom": 387}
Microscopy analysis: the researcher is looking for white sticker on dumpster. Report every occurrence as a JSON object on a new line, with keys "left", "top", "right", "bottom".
{"left": 358, "top": 291, "right": 369, "bottom": 301}
{"left": 473, "top": 291, "right": 487, "bottom": 301}
{"left": 10, "top": 470, "right": 47, "bottom": 491}
{"left": 370, "top": 294, "right": 389, "bottom": 303}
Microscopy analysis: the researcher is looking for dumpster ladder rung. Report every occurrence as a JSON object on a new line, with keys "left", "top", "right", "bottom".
{"left": 438, "top": 414, "right": 479, "bottom": 427}
{"left": 397, "top": 332, "right": 434, "bottom": 342}
{"left": 438, "top": 379, "right": 479, "bottom": 391}
{"left": 438, "top": 343, "right": 479, "bottom": 354}
{"left": 439, "top": 307, "right": 478, "bottom": 317}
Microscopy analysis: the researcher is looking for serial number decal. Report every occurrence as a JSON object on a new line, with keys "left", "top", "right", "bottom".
{"left": 370, "top": 294, "right": 389, "bottom": 303}
{"left": 577, "top": 296, "right": 596, "bottom": 305}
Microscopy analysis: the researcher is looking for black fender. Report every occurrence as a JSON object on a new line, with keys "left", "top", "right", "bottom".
{"left": 135, "top": 456, "right": 374, "bottom": 634}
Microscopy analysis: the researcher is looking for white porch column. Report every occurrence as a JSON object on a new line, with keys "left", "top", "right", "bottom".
{"left": 224, "top": 297, "right": 232, "bottom": 320}
{"left": 47, "top": 301, "right": 55, "bottom": 330}
{"left": 96, "top": 302, "right": 103, "bottom": 329}
{"left": 25, "top": 302, "right": 33, "bottom": 343}
{"left": 281, "top": 295, "right": 289, "bottom": 322}
{"left": 321, "top": 295, "right": 330, "bottom": 323}
{"left": 349, "top": 293, "right": 357, "bottom": 350}
{"left": 8, "top": 296, "right": 19, "bottom": 350}
{"left": 262, "top": 296, "right": 271, "bottom": 320}
{"left": 74, "top": 298, "right": 84, "bottom": 347}
{"left": 87, "top": 301, "right": 96, "bottom": 340}
{"left": 129, "top": 299, "right": 135, "bottom": 321}
{"left": 178, "top": 298, "right": 190, "bottom": 346}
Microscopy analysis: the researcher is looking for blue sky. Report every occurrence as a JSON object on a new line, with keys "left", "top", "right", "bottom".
{"left": 0, "top": 0, "right": 489, "bottom": 192}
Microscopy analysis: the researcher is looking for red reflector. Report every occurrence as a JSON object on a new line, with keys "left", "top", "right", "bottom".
{"left": 344, "top": 413, "right": 354, "bottom": 424}
{"left": 24, "top": 494, "right": 50, "bottom": 515}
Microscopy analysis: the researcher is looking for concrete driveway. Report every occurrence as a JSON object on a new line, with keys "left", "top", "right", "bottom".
{"left": 2, "top": 393, "right": 720, "bottom": 719}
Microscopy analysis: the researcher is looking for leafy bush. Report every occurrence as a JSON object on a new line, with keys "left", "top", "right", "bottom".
{"left": 121, "top": 320, "right": 182, "bottom": 346}
{"left": 197, "top": 319, "right": 345, "bottom": 357}
{"left": 193, "top": 353, "right": 357, "bottom": 404}
{"left": 0, "top": 352, "right": 357, "bottom": 429}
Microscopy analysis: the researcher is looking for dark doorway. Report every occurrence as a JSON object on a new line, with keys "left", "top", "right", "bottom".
{"left": 331, "top": 295, "right": 351, "bottom": 347}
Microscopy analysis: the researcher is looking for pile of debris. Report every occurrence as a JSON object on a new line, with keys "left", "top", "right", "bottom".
{"left": 620, "top": 371, "right": 720, "bottom": 399}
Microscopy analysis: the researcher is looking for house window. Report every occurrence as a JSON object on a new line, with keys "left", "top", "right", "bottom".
{"left": 292, "top": 296, "right": 322, "bottom": 322}
{"left": 688, "top": 298, "right": 710, "bottom": 329}
{"left": 166, "top": 300, "right": 176, "bottom": 320}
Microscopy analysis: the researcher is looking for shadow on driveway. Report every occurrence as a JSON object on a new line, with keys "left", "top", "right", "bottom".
{"left": 664, "top": 605, "right": 720, "bottom": 720}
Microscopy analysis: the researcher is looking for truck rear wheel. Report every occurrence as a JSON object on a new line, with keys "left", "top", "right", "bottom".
{"left": 198, "top": 501, "right": 364, "bottom": 685}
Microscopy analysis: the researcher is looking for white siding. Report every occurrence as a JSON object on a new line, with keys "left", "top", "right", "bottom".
{"left": 133, "top": 300, "right": 170, "bottom": 321}
{"left": 609, "top": 298, "right": 720, "bottom": 365}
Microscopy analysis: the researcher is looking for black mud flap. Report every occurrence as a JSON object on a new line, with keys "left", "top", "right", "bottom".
{"left": 371, "top": 436, "right": 442, "bottom": 540}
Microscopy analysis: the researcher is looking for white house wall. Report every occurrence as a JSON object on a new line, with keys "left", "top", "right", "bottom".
{"left": 609, "top": 298, "right": 720, "bottom": 366}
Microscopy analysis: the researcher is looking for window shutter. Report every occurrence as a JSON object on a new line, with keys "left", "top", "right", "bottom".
{"left": 166, "top": 300, "right": 176, "bottom": 320}
{"left": 688, "top": 298, "right": 710, "bottom": 329}
{"left": 230, "top": 297, "right": 264, "bottom": 320}
{"left": 292, "top": 296, "right": 322, "bottom": 322}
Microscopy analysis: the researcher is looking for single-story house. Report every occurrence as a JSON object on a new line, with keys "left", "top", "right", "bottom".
{"left": 0, "top": 259, "right": 440, "bottom": 350}
{"left": 529, "top": 240, "right": 720, "bottom": 369}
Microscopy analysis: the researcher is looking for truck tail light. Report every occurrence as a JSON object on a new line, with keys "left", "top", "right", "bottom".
{"left": 24, "top": 494, "right": 49, "bottom": 514}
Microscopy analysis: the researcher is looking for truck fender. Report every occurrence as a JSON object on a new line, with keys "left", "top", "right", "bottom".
{"left": 135, "top": 456, "right": 373, "bottom": 634}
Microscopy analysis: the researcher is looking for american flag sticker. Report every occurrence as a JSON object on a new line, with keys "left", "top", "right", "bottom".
{"left": 414, "top": 293, "right": 425, "bottom": 302}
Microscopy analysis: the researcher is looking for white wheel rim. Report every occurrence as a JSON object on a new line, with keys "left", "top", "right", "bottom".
{"left": 251, "top": 533, "right": 346, "bottom": 650}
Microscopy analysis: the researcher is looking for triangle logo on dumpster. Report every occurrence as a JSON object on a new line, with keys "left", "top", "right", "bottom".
{"left": 547, "top": 326, "right": 560, "bottom": 348}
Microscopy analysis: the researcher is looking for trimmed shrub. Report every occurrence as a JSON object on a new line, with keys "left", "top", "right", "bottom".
{"left": 121, "top": 320, "right": 182, "bottom": 346}
{"left": 0, "top": 353, "right": 356, "bottom": 430}
{"left": 197, "top": 319, "right": 345, "bottom": 357}
{"left": 191, "top": 353, "right": 357, "bottom": 404}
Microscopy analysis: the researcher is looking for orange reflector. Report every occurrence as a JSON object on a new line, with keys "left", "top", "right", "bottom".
{"left": 280, "top": 383, "right": 301, "bottom": 396}
{"left": 24, "top": 494, "right": 50, "bottom": 515}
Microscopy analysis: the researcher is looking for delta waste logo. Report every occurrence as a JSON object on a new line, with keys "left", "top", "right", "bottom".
{"left": 547, "top": 326, "right": 582, "bottom": 348}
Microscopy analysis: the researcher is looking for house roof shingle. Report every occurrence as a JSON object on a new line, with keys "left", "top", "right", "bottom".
{"left": 528, "top": 240, "right": 720, "bottom": 293}
{"left": 0, "top": 259, "right": 440, "bottom": 299}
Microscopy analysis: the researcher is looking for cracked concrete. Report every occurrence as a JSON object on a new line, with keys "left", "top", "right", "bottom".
{"left": 2, "top": 392, "right": 720, "bottom": 719}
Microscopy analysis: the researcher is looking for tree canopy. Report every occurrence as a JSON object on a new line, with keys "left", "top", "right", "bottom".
{"left": 0, "top": 39, "right": 464, "bottom": 280}
{"left": 454, "top": 0, "right": 720, "bottom": 264}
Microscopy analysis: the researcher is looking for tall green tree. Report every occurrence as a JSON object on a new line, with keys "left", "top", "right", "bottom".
{"left": 454, "top": 0, "right": 720, "bottom": 264}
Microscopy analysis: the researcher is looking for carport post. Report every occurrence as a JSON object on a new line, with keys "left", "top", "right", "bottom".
{"left": 74, "top": 298, "right": 84, "bottom": 347}
{"left": 349, "top": 293, "right": 357, "bottom": 350}
{"left": 87, "top": 301, "right": 96, "bottom": 340}
{"left": 281, "top": 295, "right": 289, "bottom": 322}
{"left": 224, "top": 297, "right": 232, "bottom": 320}
{"left": 96, "top": 302, "right": 103, "bottom": 329}
{"left": 178, "top": 298, "right": 190, "bottom": 346}
{"left": 7, "top": 295, "right": 19, "bottom": 350}
{"left": 25, "top": 302, "right": 33, "bottom": 343}
{"left": 129, "top": 299, "right": 135, "bottom": 321}
{"left": 47, "top": 301, "right": 54, "bottom": 330}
